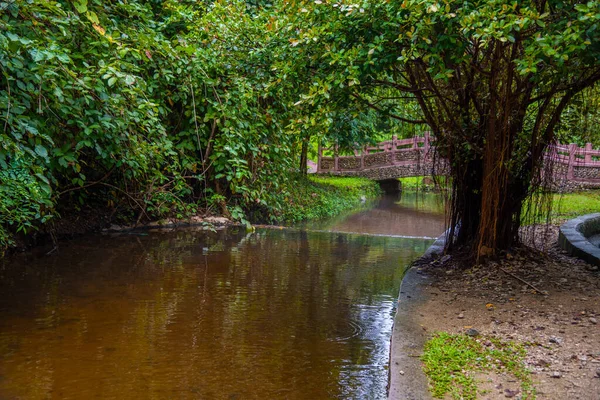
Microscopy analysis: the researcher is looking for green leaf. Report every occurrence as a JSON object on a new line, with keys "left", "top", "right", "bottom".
{"left": 74, "top": 0, "right": 88, "bottom": 13}
{"left": 35, "top": 145, "right": 48, "bottom": 159}
{"left": 86, "top": 11, "right": 99, "bottom": 24}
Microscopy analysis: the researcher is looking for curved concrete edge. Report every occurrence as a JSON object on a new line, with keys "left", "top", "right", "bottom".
{"left": 388, "top": 233, "right": 449, "bottom": 400}
{"left": 388, "top": 265, "right": 433, "bottom": 400}
{"left": 558, "top": 213, "right": 600, "bottom": 267}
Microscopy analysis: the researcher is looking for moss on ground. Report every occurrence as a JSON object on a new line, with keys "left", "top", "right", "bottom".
{"left": 422, "top": 332, "right": 535, "bottom": 400}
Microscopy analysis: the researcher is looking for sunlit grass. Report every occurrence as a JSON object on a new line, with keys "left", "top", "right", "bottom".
{"left": 308, "top": 175, "right": 377, "bottom": 190}
{"left": 278, "top": 175, "right": 381, "bottom": 222}
{"left": 523, "top": 190, "right": 600, "bottom": 225}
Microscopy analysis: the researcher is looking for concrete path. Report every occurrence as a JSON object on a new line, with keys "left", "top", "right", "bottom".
{"left": 388, "top": 234, "right": 446, "bottom": 399}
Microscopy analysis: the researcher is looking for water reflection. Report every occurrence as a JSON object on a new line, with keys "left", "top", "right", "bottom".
{"left": 307, "top": 192, "right": 447, "bottom": 239}
{"left": 0, "top": 228, "right": 432, "bottom": 399}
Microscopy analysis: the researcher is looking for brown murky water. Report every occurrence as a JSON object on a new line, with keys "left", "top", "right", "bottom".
{"left": 0, "top": 193, "right": 445, "bottom": 399}
{"left": 308, "top": 192, "right": 447, "bottom": 239}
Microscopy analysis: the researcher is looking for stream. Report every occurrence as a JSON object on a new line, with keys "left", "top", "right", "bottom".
{"left": 0, "top": 192, "right": 446, "bottom": 399}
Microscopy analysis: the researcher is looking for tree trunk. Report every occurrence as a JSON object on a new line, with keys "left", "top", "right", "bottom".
{"left": 299, "top": 137, "right": 309, "bottom": 176}
{"left": 474, "top": 135, "right": 531, "bottom": 256}
{"left": 446, "top": 120, "right": 534, "bottom": 258}
{"left": 403, "top": 36, "right": 600, "bottom": 259}
{"left": 447, "top": 156, "right": 483, "bottom": 251}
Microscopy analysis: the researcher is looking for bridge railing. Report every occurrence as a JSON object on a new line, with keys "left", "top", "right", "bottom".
{"left": 317, "top": 135, "right": 600, "bottom": 183}
{"left": 547, "top": 143, "right": 600, "bottom": 181}
{"left": 317, "top": 132, "right": 435, "bottom": 173}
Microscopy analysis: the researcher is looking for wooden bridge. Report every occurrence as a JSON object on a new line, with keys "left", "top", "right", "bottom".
{"left": 314, "top": 133, "right": 600, "bottom": 188}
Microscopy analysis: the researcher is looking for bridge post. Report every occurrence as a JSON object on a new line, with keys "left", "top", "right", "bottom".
{"left": 334, "top": 144, "right": 339, "bottom": 171}
{"left": 360, "top": 146, "right": 366, "bottom": 170}
{"left": 424, "top": 131, "right": 431, "bottom": 160}
{"left": 567, "top": 143, "right": 577, "bottom": 179}
{"left": 585, "top": 143, "right": 593, "bottom": 164}
{"left": 391, "top": 135, "right": 398, "bottom": 165}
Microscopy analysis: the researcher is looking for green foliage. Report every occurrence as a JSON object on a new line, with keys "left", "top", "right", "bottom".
{"left": 398, "top": 176, "right": 451, "bottom": 191}
{"left": 422, "top": 332, "right": 535, "bottom": 400}
{"left": 282, "top": 0, "right": 600, "bottom": 253}
{"left": 0, "top": 0, "right": 300, "bottom": 250}
{"left": 555, "top": 85, "right": 600, "bottom": 147}
{"left": 0, "top": 156, "right": 53, "bottom": 249}
{"left": 278, "top": 175, "right": 381, "bottom": 222}
{"left": 2, "top": 0, "right": 600, "bottom": 254}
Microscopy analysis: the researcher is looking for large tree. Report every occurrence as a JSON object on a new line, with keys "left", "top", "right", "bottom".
{"left": 286, "top": 0, "right": 600, "bottom": 257}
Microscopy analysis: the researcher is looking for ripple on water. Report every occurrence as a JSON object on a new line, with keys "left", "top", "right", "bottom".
{"left": 0, "top": 224, "right": 435, "bottom": 399}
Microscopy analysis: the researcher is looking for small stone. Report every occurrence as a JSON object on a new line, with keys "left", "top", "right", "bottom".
{"left": 504, "top": 388, "right": 520, "bottom": 398}
{"left": 399, "top": 370, "right": 405, "bottom": 375}
{"left": 551, "top": 371, "right": 561, "bottom": 378}
{"left": 465, "top": 328, "right": 480, "bottom": 337}
{"left": 590, "top": 317, "right": 597, "bottom": 325}
{"left": 549, "top": 336, "right": 563, "bottom": 345}
{"left": 536, "top": 359, "right": 551, "bottom": 367}
{"left": 457, "top": 313, "right": 465, "bottom": 319}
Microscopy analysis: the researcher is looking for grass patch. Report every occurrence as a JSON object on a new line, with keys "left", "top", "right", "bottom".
{"left": 278, "top": 174, "right": 381, "bottom": 222}
{"left": 550, "top": 191, "right": 600, "bottom": 222}
{"left": 422, "top": 332, "right": 535, "bottom": 400}
{"left": 523, "top": 190, "right": 600, "bottom": 225}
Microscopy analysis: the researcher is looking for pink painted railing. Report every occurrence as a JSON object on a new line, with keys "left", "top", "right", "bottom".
{"left": 546, "top": 143, "right": 600, "bottom": 180}
{"left": 317, "top": 134, "right": 600, "bottom": 183}
{"left": 317, "top": 132, "right": 435, "bottom": 172}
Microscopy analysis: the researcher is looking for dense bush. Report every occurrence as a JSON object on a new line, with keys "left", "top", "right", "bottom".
{"left": 2, "top": 0, "right": 597, "bottom": 254}
{"left": 0, "top": 0, "right": 298, "bottom": 247}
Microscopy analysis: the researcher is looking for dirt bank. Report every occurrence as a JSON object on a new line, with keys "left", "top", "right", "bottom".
{"left": 412, "top": 225, "right": 600, "bottom": 399}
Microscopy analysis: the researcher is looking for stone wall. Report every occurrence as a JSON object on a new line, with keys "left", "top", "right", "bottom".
{"left": 320, "top": 158, "right": 334, "bottom": 170}
{"left": 317, "top": 149, "right": 598, "bottom": 190}
{"left": 574, "top": 166, "right": 600, "bottom": 180}
{"left": 550, "top": 163, "right": 600, "bottom": 191}
{"left": 395, "top": 150, "right": 422, "bottom": 162}
{"left": 364, "top": 152, "right": 392, "bottom": 168}
{"left": 325, "top": 163, "right": 435, "bottom": 180}
{"left": 338, "top": 157, "right": 361, "bottom": 170}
